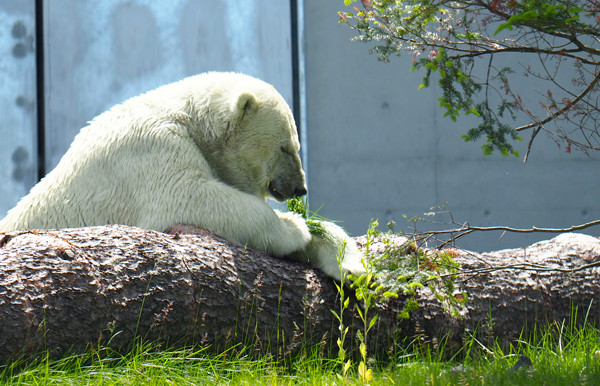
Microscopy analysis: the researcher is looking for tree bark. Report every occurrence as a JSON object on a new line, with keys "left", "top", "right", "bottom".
{"left": 0, "top": 225, "right": 599, "bottom": 363}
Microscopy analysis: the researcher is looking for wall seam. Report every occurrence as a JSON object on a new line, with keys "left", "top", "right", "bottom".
{"left": 35, "top": 0, "right": 45, "bottom": 181}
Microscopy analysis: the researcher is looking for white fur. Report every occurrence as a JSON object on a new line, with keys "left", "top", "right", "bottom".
{"left": 293, "top": 221, "right": 366, "bottom": 279}
{"left": 0, "top": 72, "right": 365, "bottom": 279}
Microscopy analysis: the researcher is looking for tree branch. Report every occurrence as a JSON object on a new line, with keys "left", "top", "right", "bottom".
{"left": 420, "top": 218, "right": 600, "bottom": 238}
{"left": 515, "top": 70, "right": 600, "bottom": 132}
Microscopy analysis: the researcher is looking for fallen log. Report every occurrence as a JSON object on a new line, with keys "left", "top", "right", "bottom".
{"left": 0, "top": 225, "right": 599, "bottom": 363}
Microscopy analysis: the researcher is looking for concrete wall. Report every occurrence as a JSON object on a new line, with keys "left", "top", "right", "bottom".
{"left": 0, "top": 0, "right": 293, "bottom": 216}
{"left": 302, "top": 0, "right": 600, "bottom": 251}
{"left": 0, "top": 1, "right": 38, "bottom": 217}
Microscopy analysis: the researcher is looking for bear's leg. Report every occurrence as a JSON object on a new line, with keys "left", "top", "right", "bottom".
{"left": 287, "top": 220, "right": 366, "bottom": 280}
{"left": 140, "top": 178, "right": 312, "bottom": 257}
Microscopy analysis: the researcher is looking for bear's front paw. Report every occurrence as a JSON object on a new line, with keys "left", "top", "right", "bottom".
{"left": 300, "top": 220, "right": 366, "bottom": 281}
{"left": 270, "top": 210, "right": 312, "bottom": 256}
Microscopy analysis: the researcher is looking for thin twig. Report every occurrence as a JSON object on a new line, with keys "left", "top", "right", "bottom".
{"left": 523, "top": 125, "right": 541, "bottom": 163}
{"left": 421, "top": 219, "right": 600, "bottom": 237}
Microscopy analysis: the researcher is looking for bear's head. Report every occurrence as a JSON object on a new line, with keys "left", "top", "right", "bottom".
{"left": 228, "top": 88, "right": 307, "bottom": 202}
{"left": 196, "top": 76, "right": 307, "bottom": 202}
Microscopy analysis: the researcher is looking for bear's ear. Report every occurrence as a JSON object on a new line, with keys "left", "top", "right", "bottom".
{"left": 234, "top": 92, "right": 259, "bottom": 120}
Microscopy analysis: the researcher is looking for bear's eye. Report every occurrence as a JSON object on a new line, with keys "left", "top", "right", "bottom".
{"left": 280, "top": 146, "right": 292, "bottom": 156}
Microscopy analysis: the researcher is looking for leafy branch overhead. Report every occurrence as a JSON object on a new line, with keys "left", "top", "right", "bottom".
{"left": 340, "top": 0, "right": 600, "bottom": 160}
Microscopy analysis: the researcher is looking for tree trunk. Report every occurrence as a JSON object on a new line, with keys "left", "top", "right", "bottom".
{"left": 0, "top": 225, "right": 599, "bottom": 363}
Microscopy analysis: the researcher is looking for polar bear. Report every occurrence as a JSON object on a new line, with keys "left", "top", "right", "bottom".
{"left": 0, "top": 72, "right": 365, "bottom": 280}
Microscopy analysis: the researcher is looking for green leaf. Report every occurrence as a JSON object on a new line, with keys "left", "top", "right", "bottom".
{"left": 369, "top": 314, "right": 378, "bottom": 330}
{"left": 343, "top": 360, "right": 352, "bottom": 374}
{"left": 359, "top": 343, "right": 367, "bottom": 358}
{"left": 507, "top": 10, "right": 539, "bottom": 24}
{"left": 425, "top": 62, "right": 437, "bottom": 72}
{"left": 495, "top": 22, "right": 514, "bottom": 35}
{"left": 358, "top": 361, "right": 367, "bottom": 380}
{"left": 467, "top": 108, "right": 480, "bottom": 117}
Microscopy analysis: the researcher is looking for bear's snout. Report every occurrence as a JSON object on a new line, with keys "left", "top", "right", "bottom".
{"left": 268, "top": 180, "right": 307, "bottom": 201}
{"left": 293, "top": 185, "right": 308, "bottom": 197}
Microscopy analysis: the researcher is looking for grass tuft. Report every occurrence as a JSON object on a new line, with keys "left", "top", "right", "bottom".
{"left": 1, "top": 322, "right": 599, "bottom": 384}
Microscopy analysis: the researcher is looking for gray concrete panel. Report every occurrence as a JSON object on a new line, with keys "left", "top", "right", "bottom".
{"left": 0, "top": 1, "right": 38, "bottom": 216}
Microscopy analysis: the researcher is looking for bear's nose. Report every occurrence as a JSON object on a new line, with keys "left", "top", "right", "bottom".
{"left": 293, "top": 186, "right": 307, "bottom": 198}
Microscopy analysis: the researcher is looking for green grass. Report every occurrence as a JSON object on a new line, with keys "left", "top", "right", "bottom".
{"left": 2, "top": 322, "right": 600, "bottom": 385}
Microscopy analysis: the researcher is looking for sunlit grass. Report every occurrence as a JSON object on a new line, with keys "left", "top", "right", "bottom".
{"left": 1, "top": 321, "right": 599, "bottom": 385}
